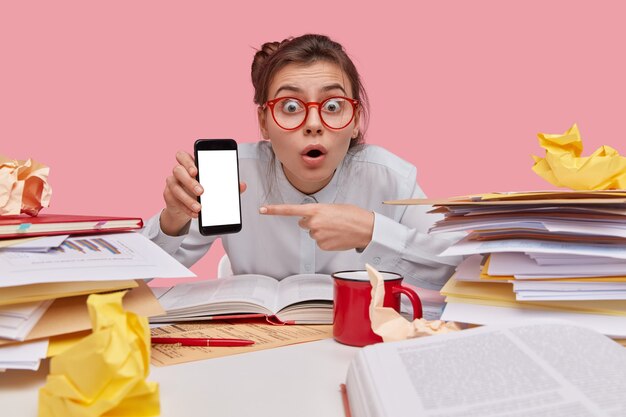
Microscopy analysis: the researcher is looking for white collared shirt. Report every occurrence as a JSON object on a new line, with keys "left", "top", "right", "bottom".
{"left": 142, "top": 141, "right": 463, "bottom": 290}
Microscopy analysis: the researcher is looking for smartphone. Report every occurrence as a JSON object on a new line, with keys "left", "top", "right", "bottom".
{"left": 194, "top": 139, "right": 242, "bottom": 236}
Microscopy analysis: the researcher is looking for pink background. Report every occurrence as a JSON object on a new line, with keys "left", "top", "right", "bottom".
{"left": 2, "top": 1, "right": 625, "bottom": 281}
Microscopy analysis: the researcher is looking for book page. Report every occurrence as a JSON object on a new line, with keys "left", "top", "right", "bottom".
{"left": 156, "top": 275, "right": 280, "bottom": 317}
{"left": 351, "top": 322, "right": 626, "bottom": 417}
{"left": 275, "top": 274, "right": 333, "bottom": 311}
{"left": 510, "top": 324, "right": 626, "bottom": 414}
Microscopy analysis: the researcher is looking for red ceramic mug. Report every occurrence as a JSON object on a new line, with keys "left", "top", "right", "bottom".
{"left": 332, "top": 270, "right": 422, "bottom": 347}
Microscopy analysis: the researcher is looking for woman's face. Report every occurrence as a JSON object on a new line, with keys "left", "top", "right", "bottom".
{"left": 258, "top": 61, "right": 359, "bottom": 195}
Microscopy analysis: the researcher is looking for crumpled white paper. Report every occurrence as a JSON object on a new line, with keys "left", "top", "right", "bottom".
{"left": 0, "top": 155, "right": 52, "bottom": 216}
{"left": 367, "top": 264, "right": 461, "bottom": 342}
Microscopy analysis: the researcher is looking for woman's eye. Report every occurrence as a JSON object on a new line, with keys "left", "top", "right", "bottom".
{"left": 322, "top": 98, "right": 344, "bottom": 113}
{"left": 281, "top": 100, "right": 304, "bottom": 113}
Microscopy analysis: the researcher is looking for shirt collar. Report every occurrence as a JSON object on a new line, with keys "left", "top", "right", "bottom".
{"left": 274, "top": 156, "right": 345, "bottom": 204}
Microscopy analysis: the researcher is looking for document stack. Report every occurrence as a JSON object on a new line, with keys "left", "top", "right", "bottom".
{"left": 394, "top": 190, "right": 626, "bottom": 342}
{"left": 0, "top": 215, "right": 196, "bottom": 372}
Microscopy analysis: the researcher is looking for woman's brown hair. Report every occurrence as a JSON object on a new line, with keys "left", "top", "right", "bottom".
{"left": 251, "top": 34, "right": 369, "bottom": 148}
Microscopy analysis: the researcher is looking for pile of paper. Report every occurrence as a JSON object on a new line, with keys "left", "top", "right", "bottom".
{"left": 0, "top": 231, "right": 195, "bottom": 372}
{"left": 391, "top": 191, "right": 626, "bottom": 339}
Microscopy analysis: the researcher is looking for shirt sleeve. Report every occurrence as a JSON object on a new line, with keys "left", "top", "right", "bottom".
{"left": 359, "top": 181, "right": 465, "bottom": 290}
{"left": 140, "top": 211, "right": 218, "bottom": 268}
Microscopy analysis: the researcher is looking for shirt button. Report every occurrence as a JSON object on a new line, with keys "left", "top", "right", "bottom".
{"left": 372, "top": 257, "right": 381, "bottom": 265}
{"left": 304, "top": 264, "right": 311, "bottom": 271}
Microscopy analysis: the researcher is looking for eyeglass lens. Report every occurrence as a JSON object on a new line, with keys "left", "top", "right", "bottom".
{"left": 272, "top": 97, "right": 354, "bottom": 129}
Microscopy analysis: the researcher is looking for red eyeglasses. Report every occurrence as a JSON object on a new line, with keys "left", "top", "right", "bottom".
{"left": 263, "top": 96, "right": 359, "bottom": 131}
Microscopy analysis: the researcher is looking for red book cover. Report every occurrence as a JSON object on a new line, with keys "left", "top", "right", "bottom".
{"left": 0, "top": 214, "right": 143, "bottom": 239}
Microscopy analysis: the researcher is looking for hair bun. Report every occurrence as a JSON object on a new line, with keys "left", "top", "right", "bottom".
{"left": 251, "top": 39, "right": 289, "bottom": 93}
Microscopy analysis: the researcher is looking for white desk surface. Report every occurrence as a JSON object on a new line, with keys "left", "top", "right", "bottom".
{"left": 0, "top": 339, "right": 360, "bottom": 417}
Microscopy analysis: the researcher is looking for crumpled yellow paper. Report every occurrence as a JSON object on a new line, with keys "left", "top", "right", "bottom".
{"left": 0, "top": 155, "right": 52, "bottom": 216}
{"left": 367, "top": 264, "right": 460, "bottom": 343}
{"left": 39, "top": 291, "right": 160, "bottom": 417}
{"left": 532, "top": 123, "right": 626, "bottom": 190}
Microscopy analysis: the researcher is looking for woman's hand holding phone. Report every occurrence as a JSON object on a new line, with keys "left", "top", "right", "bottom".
{"left": 160, "top": 149, "right": 246, "bottom": 237}
{"left": 194, "top": 139, "right": 243, "bottom": 236}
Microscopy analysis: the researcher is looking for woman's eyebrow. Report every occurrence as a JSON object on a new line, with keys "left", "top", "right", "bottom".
{"left": 274, "top": 85, "right": 301, "bottom": 97}
{"left": 321, "top": 84, "right": 347, "bottom": 94}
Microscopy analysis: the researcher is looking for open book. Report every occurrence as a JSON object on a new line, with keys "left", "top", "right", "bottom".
{"left": 344, "top": 321, "right": 626, "bottom": 417}
{"left": 150, "top": 274, "right": 333, "bottom": 324}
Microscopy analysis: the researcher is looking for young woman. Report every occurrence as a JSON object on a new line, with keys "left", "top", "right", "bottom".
{"left": 142, "top": 34, "right": 462, "bottom": 290}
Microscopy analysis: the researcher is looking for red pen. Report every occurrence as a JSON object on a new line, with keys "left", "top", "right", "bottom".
{"left": 151, "top": 337, "right": 255, "bottom": 347}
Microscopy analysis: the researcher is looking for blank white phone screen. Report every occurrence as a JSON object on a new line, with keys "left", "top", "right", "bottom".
{"left": 197, "top": 150, "right": 241, "bottom": 227}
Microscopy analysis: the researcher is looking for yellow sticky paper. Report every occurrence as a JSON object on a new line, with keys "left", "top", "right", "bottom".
{"left": 532, "top": 123, "right": 626, "bottom": 190}
{"left": 367, "top": 264, "right": 460, "bottom": 343}
{"left": 39, "top": 291, "right": 159, "bottom": 417}
{"left": 47, "top": 331, "right": 91, "bottom": 358}
{"left": 0, "top": 155, "right": 52, "bottom": 216}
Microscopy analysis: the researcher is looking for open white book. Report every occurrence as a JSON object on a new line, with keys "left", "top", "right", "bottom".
{"left": 345, "top": 320, "right": 626, "bottom": 417}
{"left": 150, "top": 274, "right": 333, "bottom": 324}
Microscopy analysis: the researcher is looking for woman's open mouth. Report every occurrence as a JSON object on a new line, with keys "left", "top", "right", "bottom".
{"left": 306, "top": 149, "right": 323, "bottom": 158}
{"left": 301, "top": 145, "right": 327, "bottom": 167}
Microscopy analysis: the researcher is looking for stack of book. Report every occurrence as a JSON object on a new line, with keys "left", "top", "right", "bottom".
{"left": 389, "top": 190, "right": 626, "bottom": 342}
{"left": 0, "top": 214, "right": 195, "bottom": 371}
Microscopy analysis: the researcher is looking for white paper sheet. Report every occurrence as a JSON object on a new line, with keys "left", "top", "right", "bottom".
{"left": 441, "top": 302, "right": 626, "bottom": 338}
{"left": 433, "top": 218, "right": 626, "bottom": 236}
{"left": 0, "top": 232, "right": 195, "bottom": 287}
{"left": 441, "top": 236, "right": 626, "bottom": 259}
{"left": 515, "top": 292, "right": 626, "bottom": 301}
{"left": 528, "top": 252, "right": 626, "bottom": 265}
{"left": 513, "top": 281, "right": 626, "bottom": 291}
{"left": 0, "top": 235, "right": 69, "bottom": 252}
{"left": 488, "top": 252, "right": 626, "bottom": 278}
{"left": 0, "top": 339, "right": 48, "bottom": 371}
{"left": 453, "top": 254, "right": 486, "bottom": 282}
{"left": 0, "top": 299, "right": 53, "bottom": 340}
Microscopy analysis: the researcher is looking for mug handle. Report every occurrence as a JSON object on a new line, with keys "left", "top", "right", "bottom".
{"left": 392, "top": 286, "right": 423, "bottom": 320}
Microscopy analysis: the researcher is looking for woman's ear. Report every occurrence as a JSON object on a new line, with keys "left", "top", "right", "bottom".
{"left": 352, "top": 109, "right": 361, "bottom": 138}
{"left": 257, "top": 107, "right": 270, "bottom": 140}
